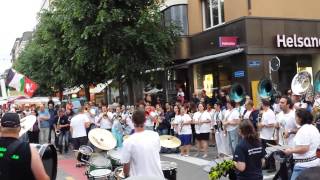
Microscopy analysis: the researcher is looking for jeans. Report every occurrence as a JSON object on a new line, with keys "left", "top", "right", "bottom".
{"left": 58, "top": 131, "right": 70, "bottom": 153}
{"left": 291, "top": 165, "right": 306, "bottom": 180}
{"left": 227, "top": 128, "right": 239, "bottom": 155}
{"left": 158, "top": 129, "right": 168, "bottom": 135}
{"left": 39, "top": 127, "right": 50, "bottom": 144}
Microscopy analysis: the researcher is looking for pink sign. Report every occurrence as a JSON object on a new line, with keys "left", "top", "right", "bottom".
{"left": 219, "top": 36, "right": 238, "bottom": 47}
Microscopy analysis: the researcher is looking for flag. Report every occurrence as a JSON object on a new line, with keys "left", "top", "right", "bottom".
{"left": 6, "top": 69, "right": 25, "bottom": 92}
{"left": 24, "top": 77, "right": 38, "bottom": 97}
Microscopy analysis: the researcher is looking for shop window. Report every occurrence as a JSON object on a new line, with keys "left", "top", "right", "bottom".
{"left": 202, "top": 0, "right": 225, "bottom": 30}
{"left": 163, "top": 5, "right": 189, "bottom": 35}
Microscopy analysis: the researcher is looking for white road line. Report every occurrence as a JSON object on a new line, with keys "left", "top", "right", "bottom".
{"left": 162, "top": 154, "right": 210, "bottom": 166}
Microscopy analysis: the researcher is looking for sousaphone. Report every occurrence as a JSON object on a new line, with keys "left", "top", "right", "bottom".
{"left": 258, "top": 78, "right": 273, "bottom": 100}
{"left": 229, "top": 83, "right": 245, "bottom": 103}
{"left": 291, "top": 71, "right": 312, "bottom": 96}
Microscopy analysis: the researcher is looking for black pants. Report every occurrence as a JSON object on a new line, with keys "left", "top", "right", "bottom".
{"left": 48, "top": 125, "right": 58, "bottom": 145}
{"left": 261, "top": 139, "right": 277, "bottom": 169}
{"left": 27, "top": 131, "right": 39, "bottom": 144}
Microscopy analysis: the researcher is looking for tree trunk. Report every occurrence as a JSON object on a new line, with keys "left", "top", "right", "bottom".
{"left": 84, "top": 85, "right": 90, "bottom": 101}
{"left": 127, "top": 78, "right": 134, "bottom": 105}
{"left": 118, "top": 80, "right": 124, "bottom": 104}
{"left": 104, "top": 87, "right": 108, "bottom": 105}
{"left": 58, "top": 85, "right": 63, "bottom": 101}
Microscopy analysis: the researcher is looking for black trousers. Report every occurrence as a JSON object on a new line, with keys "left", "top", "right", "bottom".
{"left": 261, "top": 139, "right": 277, "bottom": 169}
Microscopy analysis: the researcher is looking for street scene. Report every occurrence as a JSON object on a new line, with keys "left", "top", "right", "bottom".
{"left": 1, "top": 0, "right": 320, "bottom": 180}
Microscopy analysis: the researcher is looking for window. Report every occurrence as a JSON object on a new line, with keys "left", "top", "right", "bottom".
{"left": 163, "top": 5, "right": 189, "bottom": 35}
{"left": 202, "top": 0, "right": 225, "bottom": 30}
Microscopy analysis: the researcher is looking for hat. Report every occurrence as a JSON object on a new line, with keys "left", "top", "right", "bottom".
{"left": 1, "top": 113, "right": 20, "bottom": 128}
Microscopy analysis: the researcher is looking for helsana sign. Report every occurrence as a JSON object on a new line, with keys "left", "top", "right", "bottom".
{"left": 276, "top": 34, "right": 320, "bottom": 48}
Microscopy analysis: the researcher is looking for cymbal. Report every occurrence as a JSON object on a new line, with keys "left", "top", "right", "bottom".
{"left": 159, "top": 135, "right": 181, "bottom": 149}
{"left": 19, "top": 115, "right": 37, "bottom": 137}
{"left": 88, "top": 128, "right": 116, "bottom": 150}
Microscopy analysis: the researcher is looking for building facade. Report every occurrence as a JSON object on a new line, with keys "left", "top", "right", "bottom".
{"left": 10, "top": 31, "right": 33, "bottom": 63}
{"left": 163, "top": 0, "right": 320, "bottom": 102}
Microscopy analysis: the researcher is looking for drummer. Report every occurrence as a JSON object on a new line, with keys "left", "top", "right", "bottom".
{"left": 120, "top": 110, "right": 164, "bottom": 178}
{"left": 0, "top": 112, "right": 49, "bottom": 180}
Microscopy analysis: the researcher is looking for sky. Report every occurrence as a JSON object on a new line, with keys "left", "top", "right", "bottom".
{"left": 0, "top": 0, "right": 43, "bottom": 73}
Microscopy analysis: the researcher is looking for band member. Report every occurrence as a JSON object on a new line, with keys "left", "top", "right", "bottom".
{"left": 176, "top": 106, "right": 192, "bottom": 156}
{"left": 54, "top": 109, "right": 70, "bottom": 154}
{"left": 70, "top": 107, "right": 90, "bottom": 166}
{"left": 276, "top": 96, "right": 297, "bottom": 146}
{"left": 206, "top": 103, "right": 216, "bottom": 147}
{"left": 97, "top": 105, "right": 113, "bottom": 131}
{"left": 214, "top": 102, "right": 231, "bottom": 156}
{"left": 0, "top": 113, "right": 49, "bottom": 180}
{"left": 121, "top": 110, "right": 164, "bottom": 178}
{"left": 234, "top": 120, "right": 266, "bottom": 180}
{"left": 257, "top": 100, "right": 277, "bottom": 172}
{"left": 283, "top": 109, "right": 320, "bottom": 180}
{"left": 223, "top": 100, "right": 241, "bottom": 155}
{"left": 112, "top": 109, "right": 132, "bottom": 148}
{"left": 193, "top": 103, "right": 211, "bottom": 158}
{"left": 171, "top": 105, "right": 181, "bottom": 136}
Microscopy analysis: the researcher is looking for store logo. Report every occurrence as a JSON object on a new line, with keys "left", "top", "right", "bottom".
{"left": 219, "top": 36, "right": 238, "bottom": 47}
{"left": 277, "top": 34, "right": 320, "bottom": 48}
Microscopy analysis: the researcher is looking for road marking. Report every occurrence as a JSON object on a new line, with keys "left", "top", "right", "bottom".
{"left": 263, "top": 174, "right": 276, "bottom": 179}
{"left": 162, "top": 154, "right": 210, "bottom": 166}
{"left": 65, "top": 177, "right": 74, "bottom": 180}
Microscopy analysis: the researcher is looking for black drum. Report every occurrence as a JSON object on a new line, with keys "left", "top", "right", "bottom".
{"left": 31, "top": 143, "right": 57, "bottom": 180}
{"left": 161, "top": 161, "right": 177, "bottom": 180}
{"left": 77, "top": 145, "right": 93, "bottom": 163}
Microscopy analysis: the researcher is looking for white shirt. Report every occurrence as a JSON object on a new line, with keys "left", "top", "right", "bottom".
{"left": 243, "top": 110, "right": 252, "bottom": 120}
{"left": 193, "top": 111, "right": 211, "bottom": 134}
{"left": 98, "top": 112, "right": 113, "bottom": 129}
{"left": 293, "top": 124, "right": 320, "bottom": 168}
{"left": 176, "top": 114, "right": 192, "bottom": 135}
{"left": 260, "top": 108, "right": 277, "bottom": 140}
{"left": 224, "top": 109, "right": 240, "bottom": 132}
{"left": 177, "top": 91, "right": 184, "bottom": 97}
{"left": 172, "top": 115, "right": 181, "bottom": 133}
{"left": 277, "top": 110, "right": 297, "bottom": 146}
{"left": 120, "top": 130, "right": 164, "bottom": 178}
{"left": 70, "top": 114, "right": 90, "bottom": 138}
{"left": 206, "top": 109, "right": 216, "bottom": 128}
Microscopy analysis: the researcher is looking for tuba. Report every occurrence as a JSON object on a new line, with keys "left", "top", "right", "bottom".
{"left": 258, "top": 78, "right": 273, "bottom": 100}
{"left": 291, "top": 71, "right": 312, "bottom": 96}
{"left": 229, "top": 83, "right": 245, "bottom": 103}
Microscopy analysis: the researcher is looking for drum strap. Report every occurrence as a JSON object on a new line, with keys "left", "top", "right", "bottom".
{"left": 4, "top": 139, "right": 23, "bottom": 161}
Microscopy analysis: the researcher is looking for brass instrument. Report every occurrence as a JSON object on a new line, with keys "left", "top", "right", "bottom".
{"left": 230, "top": 83, "right": 245, "bottom": 102}
{"left": 258, "top": 78, "right": 273, "bottom": 100}
{"left": 55, "top": 116, "right": 61, "bottom": 135}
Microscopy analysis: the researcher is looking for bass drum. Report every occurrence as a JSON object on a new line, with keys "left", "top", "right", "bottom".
{"left": 31, "top": 143, "right": 57, "bottom": 180}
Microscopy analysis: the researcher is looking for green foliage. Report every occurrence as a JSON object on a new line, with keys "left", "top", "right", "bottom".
{"left": 14, "top": 0, "right": 179, "bottom": 97}
{"left": 209, "top": 160, "right": 235, "bottom": 180}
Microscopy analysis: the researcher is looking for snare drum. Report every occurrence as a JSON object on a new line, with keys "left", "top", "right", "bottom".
{"left": 88, "top": 153, "right": 112, "bottom": 172}
{"left": 30, "top": 143, "right": 57, "bottom": 180}
{"left": 161, "top": 161, "right": 177, "bottom": 180}
{"left": 77, "top": 145, "right": 93, "bottom": 163}
{"left": 88, "top": 169, "right": 112, "bottom": 180}
{"left": 107, "top": 149, "right": 122, "bottom": 169}
{"left": 113, "top": 166, "right": 126, "bottom": 180}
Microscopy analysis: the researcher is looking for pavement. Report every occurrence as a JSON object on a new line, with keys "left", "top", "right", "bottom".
{"left": 55, "top": 146, "right": 276, "bottom": 180}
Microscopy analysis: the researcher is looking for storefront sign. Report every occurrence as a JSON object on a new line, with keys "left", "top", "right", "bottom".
{"left": 277, "top": 34, "right": 320, "bottom": 48}
{"left": 248, "top": 60, "right": 261, "bottom": 67}
{"left": 234, "top": 71, "right": 245, "bottom": 78}
{"left": 219, "top": 36, "right": 238, "bottom": 47}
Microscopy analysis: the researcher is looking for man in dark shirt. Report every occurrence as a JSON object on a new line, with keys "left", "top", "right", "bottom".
{"left": 233, "top": 138, "right": 266, "bottom": 180}
{"left": 54, "top": 109, "right": 70, "bottom": 154}
{"left": 0, "top": 113, "right": 49, "bottom": 180}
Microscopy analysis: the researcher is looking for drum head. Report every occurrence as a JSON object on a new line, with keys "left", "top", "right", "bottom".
{"left": 161, "top": 161, "right": 177, "bottom": 170}
{"left": 31, "top": 143, "right": 57, "bottom": 180}
{"left": 90, "top": 154, "right": 111, "bottom": 167}
{"left": 79, "top": 145, "right": 93, "bottom": 155}
{"left": 108, "top": 149, "right": 122, "bottom": 160}
{"left": 90, "top": 169, "right": 111, "bottom": 177}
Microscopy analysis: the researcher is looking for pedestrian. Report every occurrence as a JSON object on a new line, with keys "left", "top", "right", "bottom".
{"left": 38, "top": 104, "right": 50, "bottom": 144}
{"left": 177, "top": 87, "right": 185, "bottom": 104}
{"left": 0, "top": 112, "right": 49, "bottom": 180}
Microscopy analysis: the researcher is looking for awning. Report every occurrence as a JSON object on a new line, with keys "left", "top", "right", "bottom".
{"left": 63, "top": 87, "right": 81, "bottom": 95}
{"left": 90, "top": 80, "right": 113, "bottom": 94}
{"left": 171, "top": 48, "right": 244, "bottom": 68}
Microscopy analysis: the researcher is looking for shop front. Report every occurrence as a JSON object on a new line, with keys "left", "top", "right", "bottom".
{"left": 180, "top": 17, "right": 320, "bottom": 100}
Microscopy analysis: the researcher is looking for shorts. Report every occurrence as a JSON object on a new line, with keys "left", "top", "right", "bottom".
{"left": 196, "top": 133, "right": 210, "bottom": 141}
{"left": 179, "top": 134, "right": 192, "bottom": 146}
{"left": 72, "top": 136, "right": 88, "bottom": 150}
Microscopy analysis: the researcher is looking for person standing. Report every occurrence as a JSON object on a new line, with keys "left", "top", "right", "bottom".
{"left": 177, "top": 88, "right": 185, "bottom": 104}
{"left": 158, "top": 104, "right": 172, "bottom": 135}
{"left": 283, "top": 109, "right": 320, "bottom": 180}
{"left": 38, "top": 104, "right": 50, "bottom": 144}
{"left": 27, "top": 109, "right": 40, "bottom": 144}
{"left": 121, "top": 110, "right": 164, "bottom": 178}
{"left": 193, "top": 103, "right": 211, "bottom": 158}
{"left": 206, "top": 103, "right": 216, "bottom": 147}
{"left": 233, "top": 120, "right": 266, "bottom": 180}
{"left": 97, "top": 105, "right": 113, "bottom": 131}
{"left": 257, "top": 100, "right": 277, "bottom": 172}
{"left": 0, "top": 113, "right": 49, "bottom": 180}
{"left": 223, "top": 100, "right": 241, "bottom": 155}
{"left": 176, "top": 106, "right": 192, "bottom": 156}
{"left": 48, "top": 103, "right": 57, "bottom": 144}
{"left": 54, "top": 109, "right": 70, "bottom": 154}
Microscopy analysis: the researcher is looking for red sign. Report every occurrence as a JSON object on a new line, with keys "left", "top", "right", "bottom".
{"left": 219, "top": 36, "right": 238, "bottom": 47}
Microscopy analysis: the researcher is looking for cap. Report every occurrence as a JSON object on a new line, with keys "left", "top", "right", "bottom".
{"left": 1, "top": 113, "right": 20, "bottom": 128}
